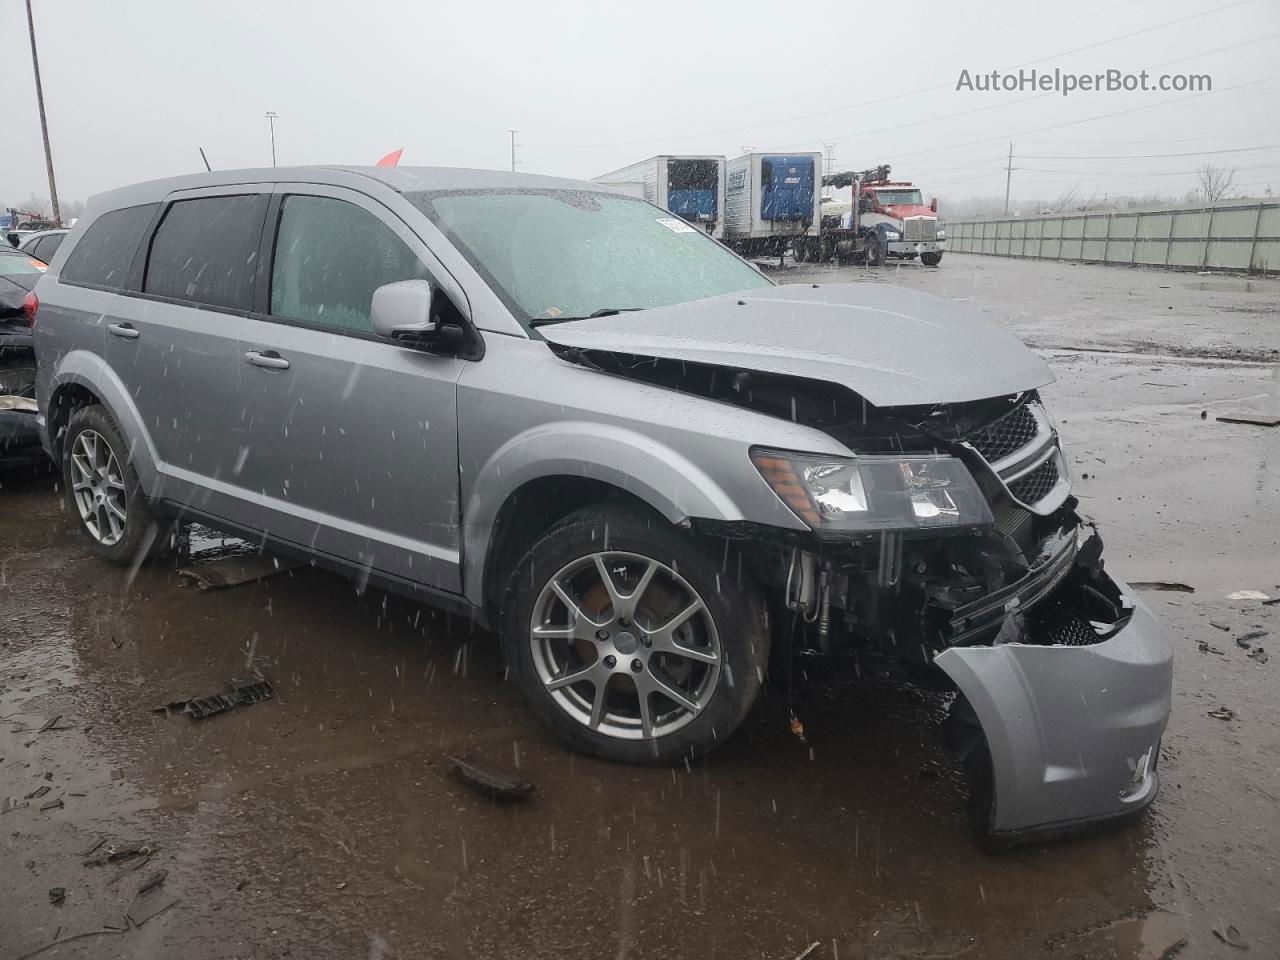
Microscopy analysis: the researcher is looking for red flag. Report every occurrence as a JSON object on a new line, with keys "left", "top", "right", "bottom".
{"left": 376, "top": 148, "right": 403, "bottom": 167}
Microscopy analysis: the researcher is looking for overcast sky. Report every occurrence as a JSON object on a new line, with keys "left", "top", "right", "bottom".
{"left": 4, "top": 0, "right": 1278, "bottom": 214}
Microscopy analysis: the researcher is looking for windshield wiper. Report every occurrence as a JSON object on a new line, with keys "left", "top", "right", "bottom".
{"left": 529, "top": 307, "right": 643, "bottom": 327}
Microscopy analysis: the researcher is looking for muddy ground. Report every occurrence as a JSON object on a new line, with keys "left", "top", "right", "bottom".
{"left": 1, "top": 254, "right": 1277, "bottom": 959}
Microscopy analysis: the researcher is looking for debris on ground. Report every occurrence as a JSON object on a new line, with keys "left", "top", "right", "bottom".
{"left": 137, "top": 869, "right": 168, "bottom": 896}
{"left": 1197, "top": 641, "right": 1225, "bottom": 656}
{"left": 1236, "top": 630, "right": 1268, "bottom": 646}
{"left": 1216, "top": 413, "right": 1280, "bottom": 427}
{"left": 47, "top": 887, "right": 66, "bottom": 906}
{"left": 82, "top": 840, "right": 154, "bottom": 868}
{"left": 1211, "top": 923, "right": 1249, "bottom": 950}
{"left": 176, "top": 552, "right": 303, "bottom": 591}
{"left": 447, "top": 755, "right": 536, "bottom": 802}
{"left": 24, "top": 785, "right": 51, "bottom": 800}
{"left": 39, "top": 798, "right": 63, "bottom": 812}
{"left": 1131, "top": 581, "right": 1195, "bottom": 593}
{"left": 2, "top": 798, "right": 30, "bottom": 815}
{"left": 126, "top": 887, "right": 179, "bottom": 927}
{"left": 37, "top": 715, "right": 62, "bottom": 733}
{"left": 153, "top": 678, "right": 275, "bottom": 721}
{"left": 1227, "top": 590, "right": 1270, "bottom": 601}
{"left": 1248, "top": 647, "right": 1269, "bottom": 664}
{"left": 1209, "top": 621, "right": 1231, "bottom": 632}
{"left": 791, "top": 943, "right": 821, "bottom": 960}
{"left": 1207, "top": 707, "right": 1235, "bottom": 721}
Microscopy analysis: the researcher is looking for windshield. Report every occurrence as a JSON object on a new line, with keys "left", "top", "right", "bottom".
{"left": 873, "top": 189, "right": 924, "bottom": 207}
{"left": 412, "top": 189, "right": 771, "bottom": 325}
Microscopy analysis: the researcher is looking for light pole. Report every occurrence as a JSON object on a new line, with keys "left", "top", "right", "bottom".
{"left": 25, "top": 0, "right": 61, "bottom": 224}
{"left": 265, "top": 111, "right": 278, "bottom": 167}
{"left": 508, "top": 130, "right": 518, "bottom": 172}
{"left": 1003, "top": 142, "right": 1015, "bottom": 215}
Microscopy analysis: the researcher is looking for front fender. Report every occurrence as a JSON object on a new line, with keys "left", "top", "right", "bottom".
{"left": 46, "top": 349, "right": 162, "bottom": 495}
{"left": 461, "top": 420, "right": 747, "bottom": 607}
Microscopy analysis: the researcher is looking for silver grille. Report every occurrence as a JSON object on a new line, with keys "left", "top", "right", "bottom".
{"left": 903, "top": 218, "right": 937, "bottom": 241}
{"left": 961, "top": 401, "right": 1071, "bottom": 515}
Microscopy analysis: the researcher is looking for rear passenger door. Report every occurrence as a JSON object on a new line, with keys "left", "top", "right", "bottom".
{"left": 109, "top": 187, "right": 270, "bottom": 515}
{"left": 235, "top": 185, "right": 468, "bottom": 593}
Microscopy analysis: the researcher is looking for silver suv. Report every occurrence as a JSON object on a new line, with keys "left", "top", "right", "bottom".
{"left": 32, "top": 167, "right": 1171, "bottom": 844}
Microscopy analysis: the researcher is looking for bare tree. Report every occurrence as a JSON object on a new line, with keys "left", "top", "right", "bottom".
{"left": 1195, "top": 164, "right": 1236, "bottom": 203}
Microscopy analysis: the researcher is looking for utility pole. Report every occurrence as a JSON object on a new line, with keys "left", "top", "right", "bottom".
{"left": 25, "top": 0, "right": 61, "bottom": 224}
{"left": 822, "top": 142, "right": 836, "bottom": 179}
{"left": 1003, "top": 142, "right": 1015, "bottom": 215}
{"left": 265, "top": 112, "right": 278, "bottom": 167}
{"left": 508, "top": 130, "right": 519, "bottom": 172}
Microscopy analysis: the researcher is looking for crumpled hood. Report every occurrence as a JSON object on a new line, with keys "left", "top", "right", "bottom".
{"left": 541, "top": 283, "right": 1053, "bottom": 407}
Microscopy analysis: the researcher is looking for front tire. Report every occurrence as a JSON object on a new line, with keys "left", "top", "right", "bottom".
{"left": 500, "top": 505, "right": 769, "bottom": 765}
{"left": 922, "top": 252, "right": 943, "bottom": 266}
{"left": 62, "top": 405, "right": 165, "bottom": 565}
{"left": 865, "top": 234, "right": 885, "bottom": 267}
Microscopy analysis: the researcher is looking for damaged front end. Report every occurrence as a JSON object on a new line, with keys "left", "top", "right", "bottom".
{"left": 563, "top": 348, "right": 1172, "bottom": 844}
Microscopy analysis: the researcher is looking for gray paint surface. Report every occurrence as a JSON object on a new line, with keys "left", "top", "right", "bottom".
{"left": 936, "top": 581, "right": 1172, "bottom": 834}
{"left": 543, "top": 283, "right": 1055, "bottom": 406}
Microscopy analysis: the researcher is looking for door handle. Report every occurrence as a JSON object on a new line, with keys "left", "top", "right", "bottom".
{"left": 107, "top": 322, "right": 140, "bottom": 340}
{"left": 244, "top": 350, "right": 290, "bottom": 370}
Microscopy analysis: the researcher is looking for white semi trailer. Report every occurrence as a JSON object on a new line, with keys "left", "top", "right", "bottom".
{"left": 722, "top": 152, "right": 823, "bottom": 258}
{"left": 593, "top": 156, "right": 727, "bottom": 238}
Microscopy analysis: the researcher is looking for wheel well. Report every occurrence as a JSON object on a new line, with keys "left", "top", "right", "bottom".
{"left": 481, "top": 476, "right": 664, "bottom": 617}
{"left": 47, "top": 383, "right": 100, "bottom": 457}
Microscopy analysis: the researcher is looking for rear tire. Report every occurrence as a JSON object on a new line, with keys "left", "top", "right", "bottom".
{"left": 921, "top": 252, "right": 943, "bottom": 266}
{"left": 500, "top": 504, "right": 769, "bottom": 765}
{"left": 62, "top": 405, "right": 166, "bottom": 566}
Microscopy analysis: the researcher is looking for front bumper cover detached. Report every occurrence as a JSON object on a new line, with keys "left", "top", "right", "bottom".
{"left": 935, "top": 570, "right": 1172, "bottom": 844}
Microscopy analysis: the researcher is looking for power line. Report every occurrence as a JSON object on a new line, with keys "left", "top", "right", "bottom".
{"left": 865, "top": 75, "right": 1280, "bottom": 166}
{"left": 1017, "top": 144, "right": 1280, "bottom": 160}
{"left": 525, "top": 0, "right": 1260, "bottom": 150}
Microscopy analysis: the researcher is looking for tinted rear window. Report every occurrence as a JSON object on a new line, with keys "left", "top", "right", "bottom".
{"left": 33, "top": 235, "right": 64, "bottom": 261}
{"left": 144, "top": 194, "right": 267, "bottom": 311}
{"left": 60, "top": 203, "right": 158, "bottom": 289}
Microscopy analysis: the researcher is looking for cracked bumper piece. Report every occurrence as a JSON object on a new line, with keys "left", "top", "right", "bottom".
{"left": 935, "top": 575, "right": 1172, "bottom": 840}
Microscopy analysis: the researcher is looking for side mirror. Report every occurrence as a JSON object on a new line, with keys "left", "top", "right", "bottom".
{"left": 371, "top": 279, "right": 439, "bottom": 344}
{"left": 930, "top": 197, "right": 938, "bottom": 213}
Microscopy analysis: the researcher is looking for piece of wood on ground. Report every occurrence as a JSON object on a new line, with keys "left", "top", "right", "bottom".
{"left": 1216, "top": 413, "right": 1280, "bottom": 427}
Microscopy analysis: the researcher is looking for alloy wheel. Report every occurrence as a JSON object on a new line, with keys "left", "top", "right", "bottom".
{"left": 69, "top": 429, "right": 128, "bottom": 546}
{"left": 529, "top": 551, "right": 722, "bottom": 741}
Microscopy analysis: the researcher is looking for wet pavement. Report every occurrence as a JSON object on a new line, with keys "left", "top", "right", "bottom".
{"left": 2, "top": 254, "right": 1277, "bottom": 959}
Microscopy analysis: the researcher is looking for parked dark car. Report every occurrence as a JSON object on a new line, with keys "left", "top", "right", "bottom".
{"left": 0, "top": 245, "right": 45, "bottom": 354}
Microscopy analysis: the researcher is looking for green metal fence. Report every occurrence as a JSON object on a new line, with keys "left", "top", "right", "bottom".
{"left": 945, "top": 197, "right": 1280, "bottom": 274}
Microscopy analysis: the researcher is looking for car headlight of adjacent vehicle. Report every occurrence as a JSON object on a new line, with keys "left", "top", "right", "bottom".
{"left": 751, "top": 448, "right": 993, "bottom": 534}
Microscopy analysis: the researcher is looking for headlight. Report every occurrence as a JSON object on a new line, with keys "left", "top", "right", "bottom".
{"left": 883, "top": 230, "right": 900, "bottom": 239}
{"left": 936, "top": 228, "right": 946, "bottom": 240}
{"left": 751, "top": 448, "right": 993, "bottom": 535}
